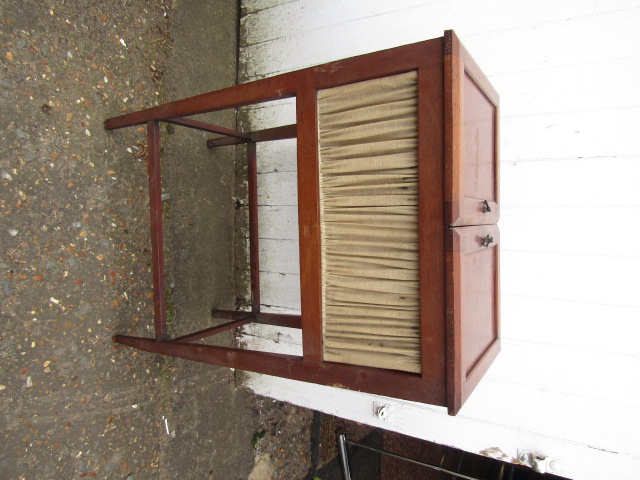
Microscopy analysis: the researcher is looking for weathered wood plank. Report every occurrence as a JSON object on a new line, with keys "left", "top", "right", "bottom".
{"left": 259, "top": 271, "right": 301, "bottom": 310}
{"left": 241, "top": 3, "right": 640, "bottom": 79}
{"left": 258, "top": 171, "right": 298, "bottom": 206}
{"left": 501, "top": 157, "right": 640, "bottom": 206}
{"left": 501, "top": 251, "right": 640, "bottom": 307}
{"left": 239, "top": 2, "right": 640, "bottom": 478}
{"left": 259, "top": 238, "right": 299, "bottom": 274}
{"left": 257, "top": 205, "right": 298, "bottom": 240}
{"left": 501, "top": 108, "right": 640, "bottom": 161}
{"left": 242, "top": 0, "right": 640, "bottom": 51}
{"left": 500, "top": 205, "right": 640, "bottom": 257}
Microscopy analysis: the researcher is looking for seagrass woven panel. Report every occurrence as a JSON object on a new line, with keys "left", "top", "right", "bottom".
{"left": 317, "top": 71, "right": 421, "bottom": 373}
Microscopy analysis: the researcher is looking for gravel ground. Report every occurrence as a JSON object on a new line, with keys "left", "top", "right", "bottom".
{"left": 0, "top": 1, "right": 176, "bottom": 477}
{"left": 248, "top": 396, "right": 315, "bottom": 479}
{"left": 0, "top": 1, "right": 316, "bottom": 478}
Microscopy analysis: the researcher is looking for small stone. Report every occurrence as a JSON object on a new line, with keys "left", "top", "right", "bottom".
{"left": 26, "top": 376, "right": 33, "bottom": 388}
{"left": 248, "top": 453, "right": 275, "bottom": 480}
{"left": 84, "top": 129, "right": 91, "bottom": 137}
{"left": 2, "top": 280, "right": 12, "bottom": 296}
{"left": 119, "top": 38, "right": 127, "bottom": 47}
{"left": 77, "top": 303, "right": 92, "bottom": 316}
{"left": 7, "top": 229, "right": 18, "bottom": 236}
{"left": 6, "top": 51, "right": 14, "bottom": 61}
{"left": 15, "top": 129, "right": 27, "bottom": 139}
{"left": 72, "top": 222, "right": 82, "bottom": 228}
{"left": 0, "top": 385, "right": 6, "bottom": 391}
{"left": 1, "top": 170, "right": 12, "bottom": 181}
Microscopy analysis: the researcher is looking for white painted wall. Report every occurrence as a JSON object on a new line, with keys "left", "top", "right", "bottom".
{"left": 237, "top": 1, "right": 640, "bottom": 478}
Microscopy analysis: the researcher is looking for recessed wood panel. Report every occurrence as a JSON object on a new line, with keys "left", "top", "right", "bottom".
{"left": 458, "top": 226, "right": 499, "bottom": 376}
{"left": 446, "top": 223, "right": 500, "bottom": 414}
{"left": 445, "top": 30, "right": 500, "bottom": 227}
{"left": 462, "top": 73, "right": 497, "bottom": 211}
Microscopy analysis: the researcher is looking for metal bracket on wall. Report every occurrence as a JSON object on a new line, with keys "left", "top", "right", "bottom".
{"left": 517, "top": 450, "right": 563, "bottom": 475}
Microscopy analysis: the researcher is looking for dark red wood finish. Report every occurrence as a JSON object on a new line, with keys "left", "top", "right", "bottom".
{"left": 247, "top": 141, "right": 261, "bottom": 313}
{"left": 167, "top": 117, "right": 250, "bottom": 139}
{"left": 296, "top": 86, "right": 323, "bottom": 362}
{"left": 444, "top": 30, "right": 500, "bottom": 227}
{"left": 211, "top": 309, "right": 302, "bottom": 329}
{"left": 104, "top": 74, "right": 301, "bottom": 130}
{"left": 445, "top": 225, "right": 500, "bottom": 415}
{"left": 206, "top": 124, "right": 297, "bottom": 148}
{"left": 113, "top": 334, "right": 446, "bottom": 406}
{"left": 444, "top": 30, "right": 500, "bottom": 414}
{"left": 106, "top": 32, "right": 499, "bottom": 415}
{"left": 416, "top": 58, "right": 447, "bottom": 383}
{"left": 170, "top": 317, "right": 254, "bottom": 343}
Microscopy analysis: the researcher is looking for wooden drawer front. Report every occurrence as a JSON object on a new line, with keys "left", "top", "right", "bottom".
{"left": 457, "top": 72, "right": 499, "bottom": 226}
{"left": 445, "top": 31, "right": 500, "bottom": 227}
{"left": 446, "top": 224, "right": 500, "bottom": 413}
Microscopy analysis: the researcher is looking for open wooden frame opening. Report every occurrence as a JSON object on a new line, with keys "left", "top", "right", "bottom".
{"left": 105, "top": 30, "right": 499, "bottom": 415}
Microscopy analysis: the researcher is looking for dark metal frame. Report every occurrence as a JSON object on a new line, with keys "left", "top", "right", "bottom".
{"left": 338, "top": 434, "right": 513, "bottom": 480}
{"left": 104, "top": 30, "right": 499, "bottom": 415}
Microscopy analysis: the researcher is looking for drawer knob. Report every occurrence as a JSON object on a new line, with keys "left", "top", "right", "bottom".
{"left": 481, "top": 235, "right": 494, "bottom": 248}
{"left": 482, "top": 200, "right": 491, "bottom": 213}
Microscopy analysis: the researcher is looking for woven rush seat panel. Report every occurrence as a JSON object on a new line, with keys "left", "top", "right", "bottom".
{"left": 317, "top": 71, "right": 421, "bottom": 374}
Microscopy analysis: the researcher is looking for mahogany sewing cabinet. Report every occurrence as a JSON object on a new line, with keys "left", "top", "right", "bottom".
{"left": 104, "top": 30, "right": 499, "bottom": 415}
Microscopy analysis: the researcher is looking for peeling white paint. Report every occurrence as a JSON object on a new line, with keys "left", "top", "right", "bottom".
{"left": 238, "top": 1, "right": 640, "bottom": 479}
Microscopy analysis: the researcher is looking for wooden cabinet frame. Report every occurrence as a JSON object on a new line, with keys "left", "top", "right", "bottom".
{"left": 105, "top": 30, "right": 499, "bottom": 415}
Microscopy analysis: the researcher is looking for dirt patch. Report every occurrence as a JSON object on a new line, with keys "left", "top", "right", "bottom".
{"left": 0, "top": 1, "right": 262, "bottom": 478}
{"left": 249, "top": 395, "right": 315, "bottom": 479}
{"left": 0, "top": 1, "right": 176, "bottom": 477}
